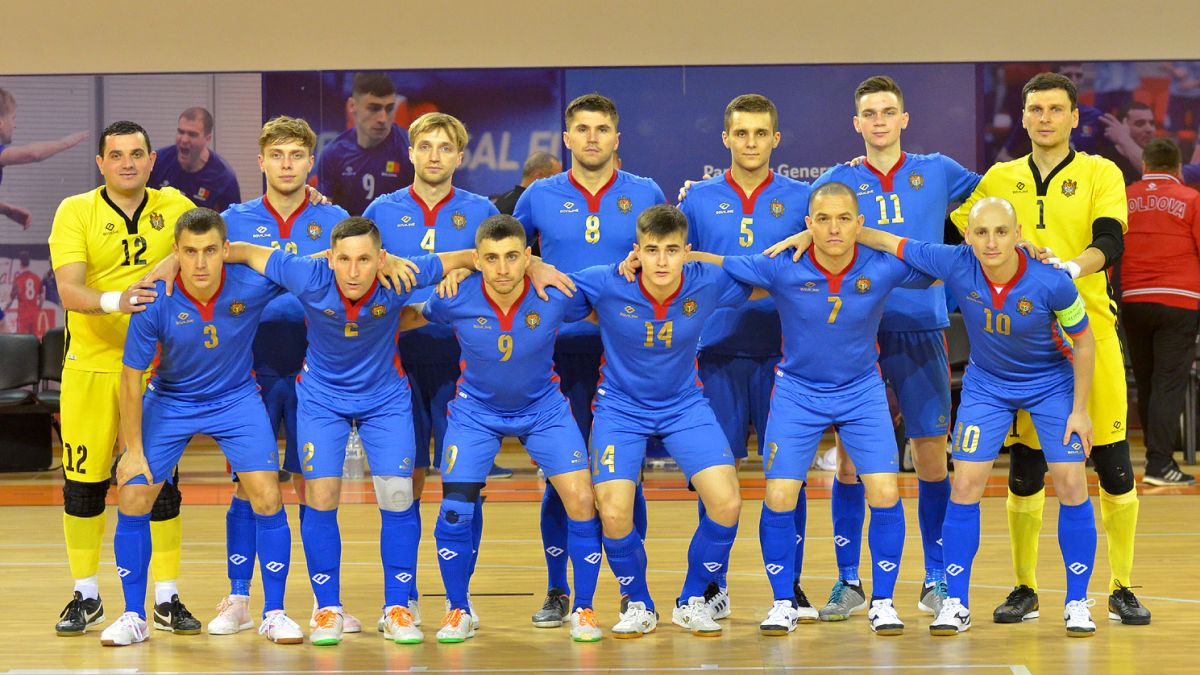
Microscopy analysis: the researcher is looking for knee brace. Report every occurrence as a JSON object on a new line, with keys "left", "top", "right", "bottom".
{"left": 63, "top": 479, "right": 110, "bottom": 518}
{"left": 1007, "top": 443, "right": 1048, "bottom": 496}
{"left": 441, "top": 481, "right": 484, "bottom": 506}
{"left": 373, "top": 475, "right": 414, "bottom": 512}
{"left": 150, "top": 479, "right": 182, "bottom": 521}
{"left": 1091, "top": 441, "right": 1135, "bottom": 494}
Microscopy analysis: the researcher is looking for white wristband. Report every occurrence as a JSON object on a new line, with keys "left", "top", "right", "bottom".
{"left": 99, "top": 291, "right": 121, "bottom": 313}
{"left": 1063, "top": 260, "right": 1082, "bottom": 279}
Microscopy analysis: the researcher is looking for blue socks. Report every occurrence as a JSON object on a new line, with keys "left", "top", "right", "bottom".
{"left": 469, "top": 495, "right": 484, "bottom": 580}
{"left": 380, "top": 505, "right": 420, "bottom": 608}
{"left": 567, "top": 516, "right": 603, "bottom": 610}
{"left": 794, "top": 485, "right": 807, "bottom": 583}
{"left": 540, "top": 484, "right": 571, "bottom": 595}
{"left": 409, "top": 498, "right": 421, "bottom": 603}
{"left": 918, "top": 477, "right": 951, "bottom": 584}
{"left": 604, "top": 530, "right": 652, "bottom": 610}
{"left": 226, "top": 496, "right": 255, "bottom": 597}
{"left": 867, "top": 502, "right": 905, "bottom": 600}
{"left": 633, "top": 481, "right": 649, "bottom": 541}
{"left": 255, "top": 509, "right": 291, "bottom": 614}
{"left": 679, "top": 515, "right": 739, "bottom": 602}
{"left": 759, "top": 504, "right": 796, "bottom": 602}
{"left": 434, "top": 499, "right": 476, "bottom": 612}
{"left": 301, "top": 506, "right": 341, "bottom": 608}
{"left": 832, "top": 478, "right": 865, "bottom": 582}
{"left": 941, "top": 500, "right": 981, "bottom": 607}
{"left": 1058, "top": 500, "right": 1097, "bottom": 604}
{"left": 114, "top": 511, "right": 152, "bottom": 618}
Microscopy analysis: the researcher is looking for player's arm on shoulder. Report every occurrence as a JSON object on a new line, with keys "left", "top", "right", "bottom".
{"left": 400, "top": 303, "right": 429, "bottom": 332}
{"left": 55, "top": 261, "right": 157, "bottom": 314}
{"left": 888, "top": 236, "right": 956, "bottom": 282}
{"left": 227, "top": 241, "right": 280, "bottom": 274}
{"left": 856, "top": 226, "right": 904, "bottom": 256}
{"left": 1068, "top": 163, "right": 1127, "bottom": 276}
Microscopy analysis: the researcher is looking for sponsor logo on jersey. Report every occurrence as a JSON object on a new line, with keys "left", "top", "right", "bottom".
{"left": 524, "top": 309, "right": 541, "bottom": 330}
{"left": 619, "top": 305, "right": 638, "bottom": 319}
{"left": 908, "top": 172, "right": 924, "bottom": 190}
{"left": 617, "top": 196, "right": 633, "bottom": 214}
{"left": 399, "top": 215, "right": 415, "bottom": 226}
{"left": 1016, "top": 297, "right": 1033, "bottom": 315}
{"left": 451, "top": 211, "right": 467, "bottom": 230}
{"left": 255, "top": 225, "right": 269, "bottom": 235}
{"left": 342, "top": 166, "right": 356, "bottom": 177}
{"left": 474, "top": 316, "right": 491, "bottom": 330}
{"left": 682, "top": 298, "right": 697, "bottom": 317}
{"left": 800, "top": 280, "right": 818, "bottom": 293}
{"left": 769, "top": 198, "right": 785, "bottom": 218}
{"left": 1061, "top": 178, "right": 1078, "bottom": 197}
{"left": 560, "top": 201, "right": 579, "bottom": 214}
{"left": 175, "top": 312, "right": 193, "bottom": 325}
{"left": 966, "top": 290, "right": 983, "bottom": 304}
{"left": 307, "top": 222, "right": 322, "bottom": 240}
{"left": 371, "top": 304, "right": 386, "bottom": 318}
{"left": 859, "top": 183, "right": 871, "bottom": 192}
{"left": 855, "top": 276, "right": 872, "bottom": 293}
{"left": 149, "top": 212, "right": 165, "bottom": 230}
{"left": 229, "top": 300, "right": 246, "bottom": 317}
{"left": 105, "top": 222, "right": 116, "bottom": 232}
{"left": 1014, "top": 181, "right": 1028, "bottom": 194}
{"left": 324, "top": 308, "right": 336, "bottom": 316}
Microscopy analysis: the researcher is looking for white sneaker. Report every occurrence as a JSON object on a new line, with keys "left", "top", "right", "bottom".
{"left": 929, "top": 597, "right": 971, "bottom": 636}
{"left": 444, "top": 597, "right": 480, "bottom": 630}
{"left": 671, "top": 596, "right": 721, "bottom": 637}
{"left": 258, "top": 610, "right": 303, "bottom": 644}
{"left": 612, "top": 600, "right": 658, "bottom": 639}
{"left": 868, "top": 598, "right": 904, "bottom": 636}
{"left": 310, "top": 606, "right": 344, "bottom": 646}
{"left": 569, "top": 607, "right": 603, "bottom": 642}
{"left": 703, "top": 584, "right": 731, "bottom": 620}
{"left": 1064, "top": 599, "right": 1096, "bottom": 638}
{"left": 310, "top": 598, "right": 361, "bottom": 633}
{"left": 813, "top": 446, "right": 837, "bottom": 471}
{"left": 207, "top": 595, "right": 253, "bottom": 635}
{"left": 410, "top": 599, "right": 422, "bottom": 627}
{"left": 383, "top": 605, "right": 423, "bottom": 644}
{"left": 436, "top": 608, "right": 475, "bottom": 643}
{"left": 759, "top": 600, "right": 799, "bottom": 636}
{"left": 100, "top": 612, "right": 150, "bottom": 647}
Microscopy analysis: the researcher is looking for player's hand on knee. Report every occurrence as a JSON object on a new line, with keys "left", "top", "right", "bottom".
{"left": 140, "top": 253, "right": 179, "bottom": 296}
{"left": 437, "top": 268, "right": 471, "bottom": 298}
{"left": 379, "top": 252, "right": 419, "bottom": 292}
{"left": 763, "top": 230, "right": 812, "bottom": 262}
{"left": 1064, "top": 411, "right": 1093, "bottom": 457}
{"left": 120, "top": 280, "right": 158, "bottom": 313}
{"left": 618, "top": 249, "right": 641, "bottom": 281}
{"left": 116, "top": 449, "right": 153, "bottom": 486}
{"left": 529, "top": 259, "right": 574, "bottom": 300}
{"left": 305, "top": 185, "right": 332, "bottom": 205}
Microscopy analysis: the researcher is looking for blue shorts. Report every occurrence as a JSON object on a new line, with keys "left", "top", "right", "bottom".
{"left": 762, "top": 372, "right": 899, "bottom": 481}
{"left": 296, "top": 379, "right": 416, "bottom": 479}
{"left": 589, "top": 391, "right": 734, "bottom": 484}
{"left": 402, "top": 358, "right": 459, "bottom": 470}
{"left": 878, "top": 329, "right": 951, "bottom": 439}
{"left": 140, "top": 390, "right": 278, "bottom": 484}
{"left": 698, "top": 352, "right": 778, "bottom": 459}
{"left": 953, "top": 368, "right": 1085, "bottom": 464}
{"left": 553, "top": 348, "right": 601, "bottom": 440}
{"left": 257, "top": 372, "right": 300, "bottom": 473}
{"left": 441, "top": 393, "right": 588, "bottom": 483}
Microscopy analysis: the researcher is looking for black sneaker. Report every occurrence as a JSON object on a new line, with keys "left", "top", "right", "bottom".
{"left": 55, "top": 591, "right": 105, "bottom": 636}
{"left": 1143, "top": 463, "right": 1195, "bottom": 487}
{"left": 1108, "top": 582, "right": 1151, "bottom": 625}
{"left": 531, "top": 588, "right": 570, "bottom": 628}
{"left": 153, "top": 594, "right": 201, "bottom": 634}
{"left": 993, "top": 585, "right": 1039, "bottom": 623}
{"left": 792, "top": 583, "right": 819, "bottom": 623}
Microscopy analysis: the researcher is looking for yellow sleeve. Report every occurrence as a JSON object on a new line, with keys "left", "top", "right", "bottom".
{"left": 47, "top": 196, "right": 88, "bottom": 268}
{"left": 950, "top": 170, "right": 990, "bottom": 233}
{"left": 1092, "top": 159, "right": 1128, "bottom": 232}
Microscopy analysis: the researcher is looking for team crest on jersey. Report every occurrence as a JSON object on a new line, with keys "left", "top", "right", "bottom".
{"left": 769, "top": 199, "right": 785, "bottom": 218}
{"left": 1061, "top": 179, "right": 1078, "bottom": 197}
{"left": 371, "top": 304, "right": 386, "bottom": 318}
{"left": 525, "top": 310, "right": 541, "bottom": 330}
{"left": 451, "top": 211, "right": 467, "bottom": 230}
{"left": 855, "top": 276, "right": 871, "bottom": 294}
{"left": 908, "top": 172, "right": 924, "bottom": 190}
{"left": 682, "top": 298, "right": 698, "bottom": 317}
{"left": 617, "top": 196, "right": 633, "bottom": 214}
{"left": 307, "top": 222, "right": 322, "bottom": 240}
{"left": 229, "top": 301, "right": 245, "bottom": 317}
{"left": 149, "top": 212, "right": 165, "bottom": 230}
{"left": 1016, "top": 297, "right": 1033, "bottom": 316}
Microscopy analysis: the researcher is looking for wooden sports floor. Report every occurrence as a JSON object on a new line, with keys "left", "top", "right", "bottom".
{"left": 1, "top": 433, "right": 1198, "bottom": 674}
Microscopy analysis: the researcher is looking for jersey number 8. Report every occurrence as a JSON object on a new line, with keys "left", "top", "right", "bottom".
{"left": 584, "top": 215, "right": 601, "bottom": 244}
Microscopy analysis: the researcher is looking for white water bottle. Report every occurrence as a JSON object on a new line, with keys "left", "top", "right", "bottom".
{"left": 343, "top": 423, "right": 365, "bottom": 480}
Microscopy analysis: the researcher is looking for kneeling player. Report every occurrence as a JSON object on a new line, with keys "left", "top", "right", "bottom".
{"left": 855, "top": 198, "right": 1098, "bottom": 637}
{"left": 102, "top": 208, "right": 303, "bottom": 646}
{"left": 417, "top": 215, "right": 604, "bottom": 643}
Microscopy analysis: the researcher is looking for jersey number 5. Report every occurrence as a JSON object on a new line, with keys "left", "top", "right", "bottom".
{"left": 739, "top": 217, "right": 754, "bottom": 247}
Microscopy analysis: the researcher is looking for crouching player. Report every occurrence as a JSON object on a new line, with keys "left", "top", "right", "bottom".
{"left": 415, "top": 215, "right": 604, "bottom": 643}
{"left": 855, "top": 197, "right": 1098, "bottom": 637}
{"left": 102, "top": 208, "right": 303, "bottom": 646}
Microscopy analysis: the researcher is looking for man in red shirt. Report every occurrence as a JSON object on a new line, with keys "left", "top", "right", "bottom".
{"left": 1121, "top": 138, "right": 1200, "bottom": 485}
{"left": 7, "top": 251, "right": 43, "bottom": 336}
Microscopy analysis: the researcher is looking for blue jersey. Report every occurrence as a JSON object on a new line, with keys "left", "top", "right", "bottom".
{"left": 262, "top": 250, "right": 442, "bottom": 398}
{"left": 572, "top": 262, "right": 749, "bottom": 408}
{"left": 681, "top": 170, "right": 810, "bottom": 356}
{"left": 722, "top": 247, "right": 933, "bottom": 394}
{"left": 815, "top": 153, "right": 980, "bottom": 332}
{"left": 367, "top": 186, "right": 499, "bottom": 363}
{"left": 123, "top": 265, "right": 283, "bottom": 404}
{"left": 897, "top": 240, "right": 1088, "bottom": 385}
{"left": 423, "top": 274, "right": 590, "bottom": 413}
{"left": 149, "top": 146, "right": 241, "bottom": 213}
{"left": 317, "top": 125, "right": 409, "bottom": 216}
{"left": 513, "top": 170, "right": 666, "bottom": 348}
{"left": 224, "top": 198, "right": 349, "bottom": 377}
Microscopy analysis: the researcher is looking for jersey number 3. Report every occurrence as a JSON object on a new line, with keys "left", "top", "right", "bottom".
{"left": 203, "top": 324, "right": 219, "bottom": 349}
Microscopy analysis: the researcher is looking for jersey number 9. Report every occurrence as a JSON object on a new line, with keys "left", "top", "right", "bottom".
{"left": 362, "top": 174, "right": 376, "bottom": 201}
{"left": 498, "top": 334, "right": 513, "bottom": 361}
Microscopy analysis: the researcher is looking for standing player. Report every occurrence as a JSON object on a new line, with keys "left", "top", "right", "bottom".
{"left": 317, "top": 72, "right": 409, "bottom": 216}
{"left": 7, "top": 251, "right": 44, "bottom": 335}
{"left": 100, "top": 208, "right": 303, "bottom": 647}
{"left": 950, "top": 71, "right": 1150, "bottom": 626}
{"left": 0, "top": 87, "right": 89, "bottom": 228}
{"left": 148, "top": 107, "right": 241, "bottom": 212}
{"left": 678, "top": 93, "right": 811, "bottom": 619}
{"left": 419, "top": 215, "right": 604, "bottom": 643}
{"left": 48, "top": 121, "right": 198, "bottom": 637}
{"left": 812, "top": 76, "right": 981, "bottom": 620}
{"left": 854, "top": 198, "right": 1099, "bottom": 637}
{"left": 208, "top": 116, "right": 356, "bottom": 636}
{"left": 513, "top": 93, "right": 666, "bottom": 627}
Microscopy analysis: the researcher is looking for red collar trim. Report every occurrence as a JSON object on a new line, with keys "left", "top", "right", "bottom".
{"left": 637, "top": 269, "right": 684, "bottom": 321}
{"left": 724, "top": 169, "right": 775, "bottom": 214}
{"left": 337, "top": 279, "right": 379, "bottom": 321}
{"left": 568, "top": 169, "right": 618, "bottom": 213}
{"left": 262, "top": 196, "right": 310, "bottom": 240}
{"left": 175, "top": 267, "right": 227, "bottom": 322}
{"left": 983, "top": 251, "right": 1028, "bottom": 309}
{"left": 864, "top": 152, "right": 907, "bottom": 192}
{"left": 806, "top": 247, "right": 858, "bottom": 294}
{"left": 482, "top": 276, "right": 531, "bottom": 332}
{"left": 408, "top": 187, "right": 456, "bottom": 227}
